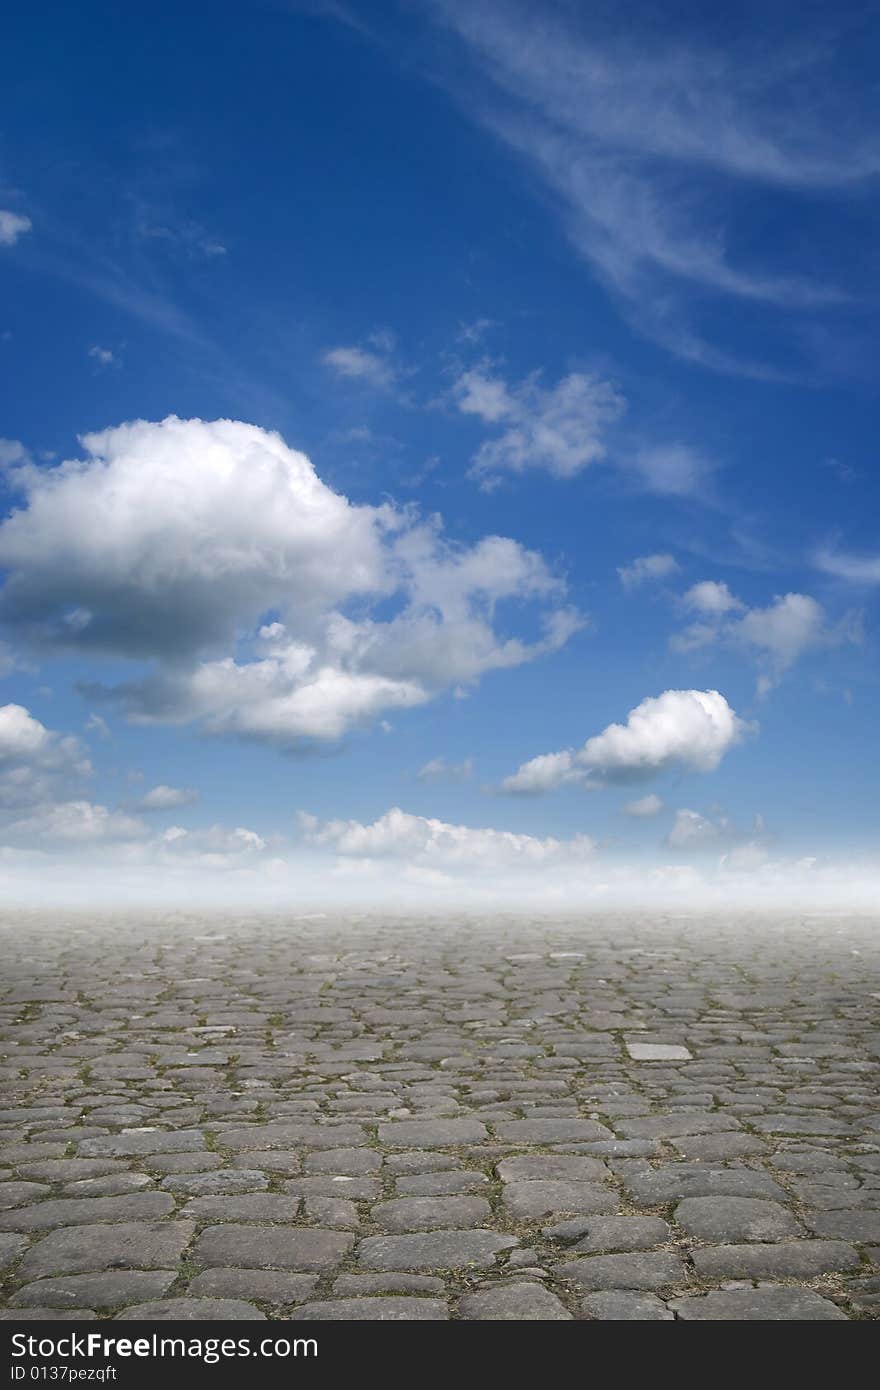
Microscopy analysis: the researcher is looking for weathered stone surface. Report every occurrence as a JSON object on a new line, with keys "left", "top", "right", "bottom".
{"left": 621, "top": 1164, "right": 786, "bottom": 1206}
{"left": 215, "top": 1123, "right": 364, "bottom": 1150}
{"left": 304, "top": 1149, "right": 381, "bottom": 1175}
{"left": 674, "top": 1196, "right": 801, "bottom": 1242}
{"left": 78, "top": 1131, "right": 206, "bottom": 1157}
{"left": 333, "top": 1274, "right": 444, "bottom": 1295}
{"left": 670, "top": 1288, "right": 847, "bottom": 1320}
{"left": 691, "top": 1240, "right": 861, "bottom": 1279}
{"left": 671, "top": 1133, "right": 768, "bottom": 1161}
{"left": 160, "top": 1170, "right": 269, "bottom": 1195}
{"left": 358, "top": 1230, "right": 518, "bottom": 1271}
{"left": 555, "top": 1252, "right": 686, "bottom": 1290}
{"left": 377, "top": 1119, "right": 487, "bottom": 1148}
{"left": 616, "top": 1114, "right": 741, "bottom": 1140}
{"left": 192, "top": 1225, "right": 354, "bottom": 1272}
{"left": 806, "top": 1210, "right": 880, "bottom": 1243}
{"left": 0, "top": 1192, "right": 175, "bottom": 1232}
{"left": 0, "top": 1182, "right": 51, "bottom": 1208}
{"left": 459, "top": 1282, "right": 572, "bottom": 1320}
{"left": 559, "top": 1215, "right": 671, "bottom": 1253}
{"left": 17, "top": 1221, "right": 195, "bottom": 1280}
{"left": 187, "top": 1269, "right": 318, "bottom": 1304}
{"left": 396, "top": 1169, "right": 489, "bottom": 1196}
{"left": 501, "top": 1181, "right": 617, "bottom": 1220}
{"left": 10, "top": 1271, "right": 176, "bottom": 1309}
{"left": 372, "top": 1196, "right": 491, "bottom": 1232}
{"left": 582, "top": 1291, "right": 674, "bottom": 1320}
{"left": 1, "top": 909, "right": 877, "bottom": 1321}
{"left": 290, "top": 1297, "right": 448, "bottom": 1320}
{"left": 115, "top": 1299, "right": 265, "bottom": 1320}
{"left": 0, "top": 1234, "right": 27, "bottom": 1270}
{"left": 496, "top": 1155, "right": 607, "bottom": 1182}
{"left": 494, "top": 1120, "right": 613, "bottom": 1143}
{"left": 181, "top": 1194, "right": 302, "bottom": 1223}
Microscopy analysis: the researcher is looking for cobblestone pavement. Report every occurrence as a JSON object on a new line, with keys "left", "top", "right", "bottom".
{"left": 1, "top": 912, "right": 878, "bottom": 1321}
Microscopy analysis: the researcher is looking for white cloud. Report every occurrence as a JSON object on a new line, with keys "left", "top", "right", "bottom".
{"left": 0, "top": 703, "right": 92, "bottom": 810}
{"left": 671, "top": 587, "right": 858, "bottom": 690}
{"left": 504, "top": 688, "right": 749, "bottom": 793}
{"left": 502, "top": 749, "right": 581, "bottom": 795}
{"left": 454, "top": 367, "right": 624, "bottom": 484}
{"left": 665, "top": 807, "right": 729, "bottom": 849}
{"left": 298, "top": 805, "right": 595, "bottom": 871}
{"left": 0, "top": 418, "right": 580, "bottom": 745}
{"left": 720, "top": 842, "right": 771, "bottom": 872}
{"left": 0, "top": 703, "right": 55, "bottom": 761}
{"left": 0, "top": 439, "right": 29, "bottom": 468}
{"left": 683, "top": 580, "right": 743, "bottom": 616}
{"left": 0, "top": 702, "right": 149, "bottom": 850}
{"left": 617, "top": 553, "right": 679, "bottom": 588}
{"left": 625, "top": 793, "right": 664, "bottom": 817}
{"left": 159, "top": 823, "right": 266, "bottom": 859}
{"left": 323, "top": 345, "right": 396, "bottom": 389}
{"left": 735, "top": 593, "right": 828, "bottom": 674}
{"left": 0, "top": 416, "right": 390, "bottom": 658}
{"left": 138, "top": 784, "right": 199, "bottom": 811}
{"left": 0, "top": 212, "right": 31, "bottom": 247}
{"left": 417, "top": 757, "right": 474, "bottom": 781}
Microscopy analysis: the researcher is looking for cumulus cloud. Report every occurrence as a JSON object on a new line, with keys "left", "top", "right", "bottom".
{"left": 454, "top": 367, "right": 624, "bottom": 484}
{"left": 671, "top": 585, "right": 859, "bottom": 690}
{"left": 683, "top": 580, "right": 743, "bottom": 616}
{"left": 0, "top": 417, "right": 579, "bottom": 745}
{"left": 0, "top": 703, "right": 92, "bottom": 810}
{"left": 0, "top": 701, "right": 151, "bottom": 850}
{"left": 736, "top": 593, "right": 829, "bottom": 677}
{"left": 159, "top": 823, "right": 266, "bottom": 861}
{"left": 617, "top": 553, "right": 679, "bottom": 588}
{"left": 138, "top": 784, "right": 199, "bottom": 811}
{"left": 0, "top": 211, "right": 31, "bottom": 247}
{"left": 298, "top": 805, "right": 595, "bottom": 872}
{"left": 665, "top": 807, "right": 730, "bottom": 849}
{"left": 625, "top": 793, "right": 664, "bottom": 817}
{"left": 665, "top": 806, "right": 769, "bottom": 858}
{"left": 504, "top": 688, "right": 748, "bottom": 793}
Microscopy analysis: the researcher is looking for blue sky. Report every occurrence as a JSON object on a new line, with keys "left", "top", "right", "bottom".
{"left": 0, "top": 0, "right": 878, "bottom": 907}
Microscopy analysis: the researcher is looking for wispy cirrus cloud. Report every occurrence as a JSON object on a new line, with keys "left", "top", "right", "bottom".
{"left": 425, "top": 0, "right": 878, "bottom": 375}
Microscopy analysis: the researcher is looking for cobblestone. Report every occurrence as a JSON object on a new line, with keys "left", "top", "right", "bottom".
{"left": 0, "top": 911, "right": 877, "bottom": 1320}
